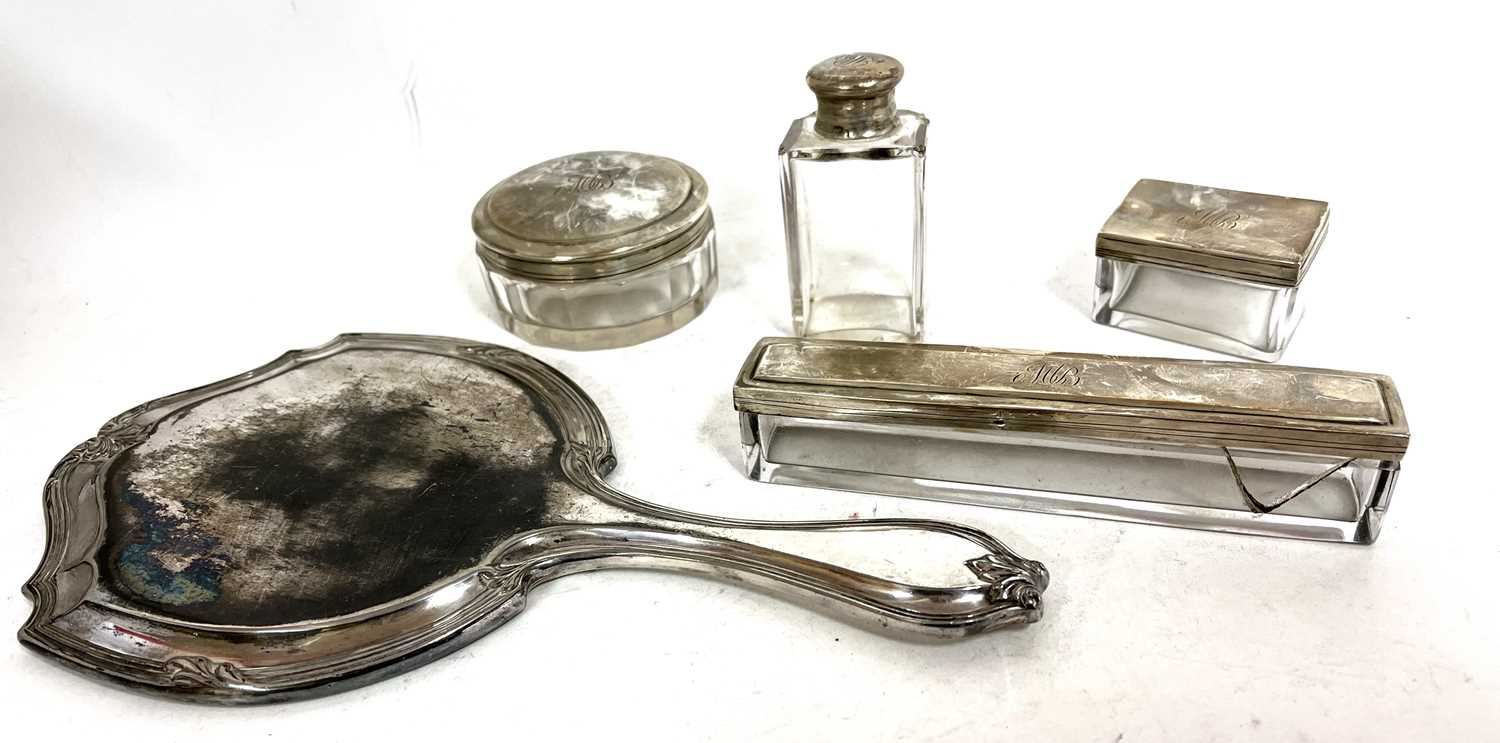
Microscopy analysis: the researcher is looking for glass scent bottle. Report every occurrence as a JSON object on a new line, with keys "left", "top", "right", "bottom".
{"left": 472, "top": 151, "right": 718, "bottom": 351}
{"left": 734, "top": 337, "right": 1409, "bottom": 545}
{"left": 1092, "top": 179, "right": 1330, "bottom": 362}
{"left": 779, "top": 53, "right": 927, "bottom": 342}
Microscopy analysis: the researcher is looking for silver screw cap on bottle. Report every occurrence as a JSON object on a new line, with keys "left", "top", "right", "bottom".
{"left": 806, "top": 52, "right": 904, "bottom": 139}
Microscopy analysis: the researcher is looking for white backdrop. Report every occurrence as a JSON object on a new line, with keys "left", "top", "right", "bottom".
{"left": 3, "top": 1, "right": 1497, "bottom": 740}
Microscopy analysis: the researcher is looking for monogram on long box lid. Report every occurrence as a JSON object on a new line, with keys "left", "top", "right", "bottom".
{"left": 473, "top": 151, "right": 711, "bottom": 279}
{"left": 734, "top": 337, "right": 1409, "bottom": 460}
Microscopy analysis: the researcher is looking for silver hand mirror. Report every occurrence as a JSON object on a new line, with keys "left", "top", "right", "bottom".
{"left": 21, "top": 334, "right": 1048, "bottom": 703}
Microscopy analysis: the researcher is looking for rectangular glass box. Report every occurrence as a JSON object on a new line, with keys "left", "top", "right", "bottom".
{"left": 1092, "top": 179, "right": 1330, "bottom": 362}
{"left": 733, "top": 337, "right": 1410, "bottom": 544}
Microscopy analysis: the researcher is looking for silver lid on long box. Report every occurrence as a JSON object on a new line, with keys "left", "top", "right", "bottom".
{"left": 473, "top": 151, "right": 712, "bottom": 280}
{"left": 1096, "top": 179, "right": 1330, "bottom": 286}
{"left": 734, "top": 337, "right": 1408, "bottom": 461}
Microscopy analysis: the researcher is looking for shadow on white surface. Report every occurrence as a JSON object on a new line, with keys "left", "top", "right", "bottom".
{"left": 1046, "top": 241, "right": 1097, "bottom": 321}
{"left": 696, "top": 385, "right": 744, "bottom": 474}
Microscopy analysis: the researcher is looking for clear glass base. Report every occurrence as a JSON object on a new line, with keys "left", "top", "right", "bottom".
{"left": 480, "top": 227, "right": 717, "bottom": 351}
{"left": 1092, "top": 257, "right": 1302, "bottom": 362}
{"left": 802, "top": 293, "right": 918, "bottom": 342}
{"left": 741, "top": 413, "right": 1397, "bottom": 544}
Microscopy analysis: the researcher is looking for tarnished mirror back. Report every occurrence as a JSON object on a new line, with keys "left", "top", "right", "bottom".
{"left": 100, "top": 350, "right": 561, "bottom": 626}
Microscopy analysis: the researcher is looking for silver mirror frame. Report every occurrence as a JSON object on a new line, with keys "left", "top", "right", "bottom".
{"left": 20, "top": 334, "right": 1047, "bottom": 704}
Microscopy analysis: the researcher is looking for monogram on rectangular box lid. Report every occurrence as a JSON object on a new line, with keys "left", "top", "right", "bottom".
{"left": 1091, "top": 179, "right": 1330, "bottom": 361}
{"left": 734, "top": 337, "right": 1409, "bottom": 544}
{"left": 1097, "top": 179, "right": 1329, "bottom": 285}
{"left": 471, "top": 151, "right": 718, "bottom": 350}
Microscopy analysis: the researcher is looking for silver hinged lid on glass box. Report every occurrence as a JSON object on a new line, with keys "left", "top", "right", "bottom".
{"left": 473, "top": 151, "right": 712, "bottom": 280}
{"left": 1096, "top": 179, "right": 1330, "bottom": 287}
{"left": 734, "top": 337, "right": 1409, "bottom": 543}
{"left": 734, "top": 338, "right": 1408, "bottom": 462}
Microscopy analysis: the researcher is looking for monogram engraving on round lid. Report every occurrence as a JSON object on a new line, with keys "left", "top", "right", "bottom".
{"left": 482, "top": 151, "right": 693, "bottom": 255}
{"left": 807, "top": 53, "right": 904, "bottom": 98}
{"left": 473, "top": 151, "right": 711, "bottom": 279}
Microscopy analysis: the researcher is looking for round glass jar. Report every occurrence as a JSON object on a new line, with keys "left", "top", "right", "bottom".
{"left": 472, "top": 151, "right": 718, "bottom": 350}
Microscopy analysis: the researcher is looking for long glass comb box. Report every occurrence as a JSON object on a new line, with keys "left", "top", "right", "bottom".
{"left": 733, "top": 337, "right": 1410, "bottom": 544}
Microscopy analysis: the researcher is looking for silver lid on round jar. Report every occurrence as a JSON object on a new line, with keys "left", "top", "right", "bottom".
{"left": 473, "top": 151, "right": 713, "bottom": 281}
